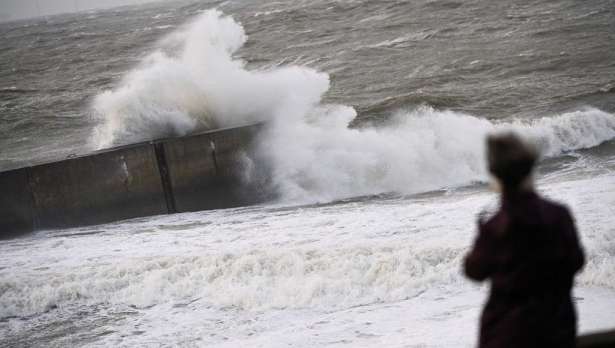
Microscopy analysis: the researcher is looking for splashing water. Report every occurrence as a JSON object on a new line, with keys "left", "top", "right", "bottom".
{"left": 91, "top": 10, "right": 328, "bottom": 148}
{"left": 91, "top": 10, "right": 615, "bottom": 203}
{"left": 263, "top": 105, "right": 615, "bottom": 202}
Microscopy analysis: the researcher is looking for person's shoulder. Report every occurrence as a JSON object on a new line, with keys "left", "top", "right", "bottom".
{"left": 480, "top": 209, "right": 506, "bottom": 234}
{"left": 478, "top": 199, "right": 499, "bottom": 224}
{"left": 537, "top": 195, "right": 573, "bottom": 219}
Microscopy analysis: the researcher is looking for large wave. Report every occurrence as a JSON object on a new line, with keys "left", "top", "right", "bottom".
{"left": 91, "top": 10, "right": 615, "bottom": 203}
{"left": 261, "top": 106, "right": 615, "bottom": 202}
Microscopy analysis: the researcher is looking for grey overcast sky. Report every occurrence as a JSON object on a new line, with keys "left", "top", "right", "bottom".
{"left": 0, "top": 0, "right": 168, "bottom": 21}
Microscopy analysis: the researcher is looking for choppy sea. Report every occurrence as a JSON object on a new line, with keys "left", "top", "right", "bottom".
{"left": 1, "top": 0, "right": 614, "bottom": 346}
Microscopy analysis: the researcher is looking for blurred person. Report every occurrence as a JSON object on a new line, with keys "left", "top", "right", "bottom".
{"left": 464, "top": 132, "right": 585, "bottom": 348}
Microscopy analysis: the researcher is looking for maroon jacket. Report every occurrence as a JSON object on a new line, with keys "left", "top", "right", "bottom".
{"left": 465, "top": 191, "right": 585, "bottom": 348}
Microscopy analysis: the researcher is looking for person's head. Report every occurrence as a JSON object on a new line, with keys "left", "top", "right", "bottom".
{"left": 486, "top": 132, "right": 538, "bottom": 192}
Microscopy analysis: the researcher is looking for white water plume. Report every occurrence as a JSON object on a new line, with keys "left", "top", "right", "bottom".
{"left": 263, "top": 106, "right": 615, "bottom": 202}
{"left": 90, "top": 10, "right": 615, "bottom": 203}
{"left": 91, "top": 9, "right": 327, "bottom": 149}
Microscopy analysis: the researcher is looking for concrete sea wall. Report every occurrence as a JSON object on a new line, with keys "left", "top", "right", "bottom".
{"left": 0, "top": 123, "right": 266, "bottom": 238}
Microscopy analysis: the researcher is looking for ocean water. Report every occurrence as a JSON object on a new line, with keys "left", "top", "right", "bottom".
{"left": 1, "top": 0, "right": 615, "bottom": 346}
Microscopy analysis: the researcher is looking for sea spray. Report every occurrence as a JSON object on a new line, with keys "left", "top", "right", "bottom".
{"left": 91, "top": 10, "right": 615, "bottom": 203}
{"left": 261, "top": 105, "right": 615, "bottom": 202}
{"left": 91, "top": 10, "right": 328, "bottom": 149}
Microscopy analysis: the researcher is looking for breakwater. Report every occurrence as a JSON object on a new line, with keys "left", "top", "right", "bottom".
{"left": 0, "top": 123, "right": 267, "bottom": 238}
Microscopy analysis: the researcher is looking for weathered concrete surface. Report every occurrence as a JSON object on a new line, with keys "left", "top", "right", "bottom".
{"left": 578, "top": 329, "right": 615, "bottom": 348}
{"left": 0, "top": 124, "right": 266, "bottom": 238}
{"left": 164, "top": 124, "right": 267, "bottom": 212}
{"left": 29, "top": 143, "right": 168, "bottom": 230}
{"left": 161, "top": 132, "right": 218, "bottom": 212}
{"left": 0, "top": 168, "right": 34, "bottom": 238}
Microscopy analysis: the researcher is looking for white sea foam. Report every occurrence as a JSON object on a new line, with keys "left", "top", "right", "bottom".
{"left": 262, "top": 106, "right": 615, "bottom": 202}
{"left": 1, "top": 174, "right": 614, "bottom": 321}
{"left": 253, "top": 9, "right": 285, "bottom": 17}
{"left": 0, "top": 244, "right": 462, "bottom": 317}
{"left": 91, "top": 10, "right": 615, "bottom": 204}
{"left": 4, "top": 7, "right": 613, "bottom": 348}
{"left": 365, "top": 32, "right": 433, "bottom": 48}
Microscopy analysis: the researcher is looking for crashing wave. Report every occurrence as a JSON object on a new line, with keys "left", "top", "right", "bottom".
{"left": 91, "top": 10, "right": 615, "bottom": 203}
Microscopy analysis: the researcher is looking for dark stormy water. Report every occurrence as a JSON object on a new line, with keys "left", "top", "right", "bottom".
{"left": 1, "top": 0, "right": 615, "bottom": 347}
{"left": 1, "top": 0, "right": 614, "bottom": 170}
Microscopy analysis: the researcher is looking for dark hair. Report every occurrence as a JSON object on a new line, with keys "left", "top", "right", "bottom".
{"left": 487, "top": 132, "right": 538, "bottom": 188}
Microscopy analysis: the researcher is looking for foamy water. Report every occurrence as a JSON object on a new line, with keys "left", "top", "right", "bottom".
{"left": 2, "top": 2, "right": 615, "bottom": 347}
{"left": 1, "top": 172, "right": 615, "bottom": 346}
{"left": 91, "top": 11, "right": 615, "bottom": 204}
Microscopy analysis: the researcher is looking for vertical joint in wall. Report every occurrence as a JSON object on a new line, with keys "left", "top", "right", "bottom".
{"left": 25, "top": 166, "right": 39, "bottom": 230}
{"left": 154, "top": 142, "right": 177, "bottom": 214}
{"left": 210, "top": 140, "right": 219, "bottom": 175}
